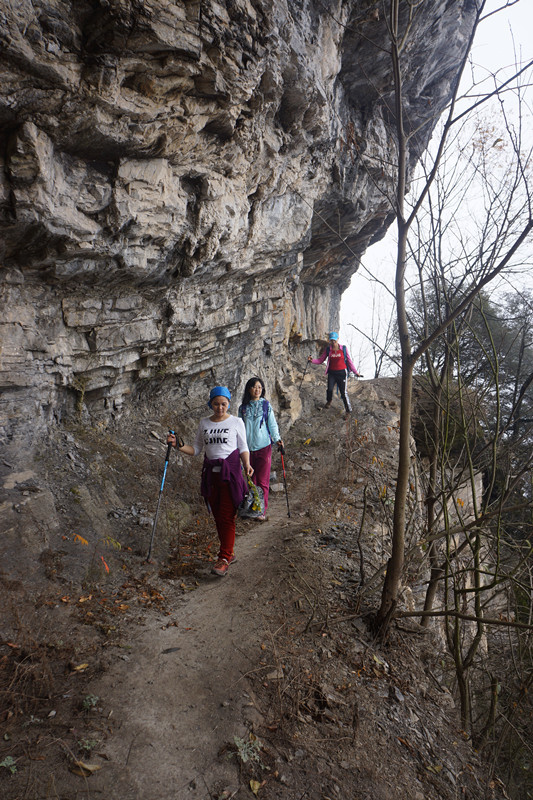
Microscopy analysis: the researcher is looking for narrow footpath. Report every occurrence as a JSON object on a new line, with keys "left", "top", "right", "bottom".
{"left": 88, "top": 498, "right": 295, "bottom": 800}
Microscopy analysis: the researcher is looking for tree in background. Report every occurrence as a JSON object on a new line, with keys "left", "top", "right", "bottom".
{"left": 363, "top": 2, "right": 533, "bottom": 780}
{"left": 367, "top": 0, "right": 533, "bottom": 638}
{"left": 337, "top": 2, "right": 533, "bottom": 789}
{"left": 407, "top": 285, "right": 533, "bottom": 793}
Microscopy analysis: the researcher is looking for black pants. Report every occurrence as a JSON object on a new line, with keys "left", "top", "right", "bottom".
{"left": 327, "top": 370, "right": 352, "bottom": 412}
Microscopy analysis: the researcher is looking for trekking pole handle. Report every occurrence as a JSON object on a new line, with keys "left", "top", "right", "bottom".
{"left": 277, "top": 443, "right": 285, "bottom": 455}
{"left": 167, "top": 429, "right": 184, "bottom": 453}
{"left": 165, "top": 429, "right": 175, "bottom": 461}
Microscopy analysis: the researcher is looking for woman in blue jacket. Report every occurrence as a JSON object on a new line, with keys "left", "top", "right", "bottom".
{"left": 239, "top": 377, "right": 283, "bottom": 519}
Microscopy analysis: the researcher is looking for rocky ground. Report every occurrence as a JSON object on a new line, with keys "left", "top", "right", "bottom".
{"left": 0, "top": 373, "right": 506, "bottom": 799}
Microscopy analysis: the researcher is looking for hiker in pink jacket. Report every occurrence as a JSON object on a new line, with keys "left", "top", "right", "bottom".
{"left": 308, "top": 332, "right": 361, "bottom": 418}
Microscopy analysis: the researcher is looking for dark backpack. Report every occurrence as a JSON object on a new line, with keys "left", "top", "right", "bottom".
{"left": 239, "top": 399, "right": 272, "bottom": 441}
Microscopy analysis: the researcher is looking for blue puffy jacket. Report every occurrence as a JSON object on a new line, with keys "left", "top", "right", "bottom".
{"left": 238, "top": 399, "right": 281, "bottom": 452}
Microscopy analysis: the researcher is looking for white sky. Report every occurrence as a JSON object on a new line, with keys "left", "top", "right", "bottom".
{"left": 340, "top": 0, "right": 533, "bottom": 377}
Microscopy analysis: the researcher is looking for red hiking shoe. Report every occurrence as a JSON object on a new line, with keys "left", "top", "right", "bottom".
{"left": 211, "top": 558, "right": 230, "bottom": 576}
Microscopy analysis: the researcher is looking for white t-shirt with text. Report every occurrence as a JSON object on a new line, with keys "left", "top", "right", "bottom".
{"left": 193, "top": 415, "right": 249, "bottom": 461}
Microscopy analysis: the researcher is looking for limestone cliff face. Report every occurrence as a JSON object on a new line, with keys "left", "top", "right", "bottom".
{"left": 0, "top": 0, "right": 476, "bottom": 441}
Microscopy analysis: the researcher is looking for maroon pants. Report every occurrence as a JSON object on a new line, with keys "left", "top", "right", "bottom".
{"left": 250, "top": 444, "right": 272, "bottom": 510}
{"left": 208, "top": 472, "right": 237, "bottom": 561}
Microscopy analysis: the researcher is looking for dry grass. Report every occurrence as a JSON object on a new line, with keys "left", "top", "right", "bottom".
{"left": 0, "top": 584, "right": 59, "bottom": 721}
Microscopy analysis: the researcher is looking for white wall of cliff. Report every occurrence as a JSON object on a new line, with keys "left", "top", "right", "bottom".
{"left": 0, "top": 0, "right": 477, "bottom": 442}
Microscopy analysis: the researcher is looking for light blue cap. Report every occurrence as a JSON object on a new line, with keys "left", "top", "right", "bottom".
{"left": 329, "top": 331, "right": 339, "bottom": 340}
{"left": 208, "top": 385, "right": 231, "bottom": 408}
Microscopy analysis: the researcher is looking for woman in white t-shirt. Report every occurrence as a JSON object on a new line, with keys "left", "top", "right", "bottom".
{"left": 167, "top": 386, "right": 253, "bottom": 577}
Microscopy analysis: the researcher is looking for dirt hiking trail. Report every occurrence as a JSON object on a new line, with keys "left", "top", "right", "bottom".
{"left": 1, "top": 375, "right": 505, "bottom": 800}
{"left": 89, "top": 508, "right": 294, "bottom": 800}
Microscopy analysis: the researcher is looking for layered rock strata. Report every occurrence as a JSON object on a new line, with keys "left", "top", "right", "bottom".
{"left": 0, "top": 0, "right": 477, "bottom": 443}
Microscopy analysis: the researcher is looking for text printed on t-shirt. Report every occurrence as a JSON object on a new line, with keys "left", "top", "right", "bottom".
{"left": 203, "top": 427, "right": 229, "bottom": 445}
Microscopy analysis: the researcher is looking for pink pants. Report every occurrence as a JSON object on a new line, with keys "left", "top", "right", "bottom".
{"left": 208, "top": 473, "right": 236, "bottom": 561}
{"left": 250, "top": 445, "right": 272, "bottom": 510}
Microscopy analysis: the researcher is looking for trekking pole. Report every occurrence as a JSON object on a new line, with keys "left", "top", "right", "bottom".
{"left": 298, "top": 359, "right": 310, "bottom": 391}
{"left": 278, "top": 443, "right": 291, "bottom": 518}
{"left": 146, "top": 429, "right": 183, "bottom": 563}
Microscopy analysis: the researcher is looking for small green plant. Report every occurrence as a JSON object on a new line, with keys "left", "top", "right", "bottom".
{"left": 0, "top": 756, "right": 17, "bottom": 775}
{"left": 78, "top": 737, "right": 99, "bottom": 753}
{"left": 232, "top": 733, "right": 264, "bottom": 766}
{"left": 81, "top": 694, "right": 99, "bottom": 712}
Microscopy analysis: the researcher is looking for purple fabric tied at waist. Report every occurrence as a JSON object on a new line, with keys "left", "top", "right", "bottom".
{"left": 201, "top": 448, "right": 247, "bottom": 509}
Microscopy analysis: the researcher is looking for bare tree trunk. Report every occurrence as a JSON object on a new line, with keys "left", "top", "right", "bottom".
{"left": 371, "top": 0, "right": 533, "bottom": 642}
{"left": 421, "top": 386, "right": 443, "bottom": 627}
{"left": 376, "top": 360, "right": 413, "bottom": 629}
{"left": 421, "top": 329, "right": 453, "bottom": 625}
{"left": 376, "top": 220, "right": 412, "bottom": 630}
{"left": 375, "top": 0, "right": 411, "bottom": 634}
